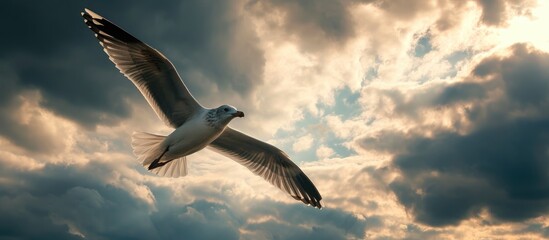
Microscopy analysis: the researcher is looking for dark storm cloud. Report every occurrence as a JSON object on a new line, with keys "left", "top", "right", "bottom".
{"left": 0, "top": 162, "right": 245, "bottom": 240}
{"left": 243, "top": 202, "right": 375, "bottom": 239}
{"left": 0, "top": 159, "right": 369, "bottom": 240}
{"left": 433, "top": 82, "right": 488, "bottom": 106}
{"left": 92, "top": 0, "right": 266, "bottom": 99}
{"left": 0, "top": 163, "right": 154, "bottom": 240}
{"left": 358, "top": 130, "right": 413, "bottom": 154}
{"left": 1, "top": 1, "right": 135, "bottom": 128}
{"left": 0, "top": 0, "right": 265, "bottom": 151}
{"left": 2, "top": 0, "right": 265, "bottom": 120}
{"left": 390, "top": 119, "right": 549, "bottom": 226}
{"left": 359, "top": 44, "right": 549, "bottom": 227}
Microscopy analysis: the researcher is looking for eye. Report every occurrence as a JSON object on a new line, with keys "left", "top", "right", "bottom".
{"left": 223, "top": 108, "right": 229, "bottom": 112}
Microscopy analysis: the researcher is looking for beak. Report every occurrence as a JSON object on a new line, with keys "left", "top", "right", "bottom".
{"left": 233, "top": 111, "right": 245, "bottom": 118}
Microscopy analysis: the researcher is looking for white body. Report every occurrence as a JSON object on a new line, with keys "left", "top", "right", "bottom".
{"left": 161, "top": 110, "right": 225, "bottom": 161}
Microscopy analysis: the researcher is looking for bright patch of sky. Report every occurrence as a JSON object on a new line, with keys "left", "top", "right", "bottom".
{"left": 414, "top": 34, "right": 433, "bottom": 58}
{"left": 439, "top": 50, "right": 474, "bottom": 79}
{"left": 320, "top": 86, "right": 361, "bottom": 120}
{"left": 274, "top": 87, "right": 360, "bottom": 162}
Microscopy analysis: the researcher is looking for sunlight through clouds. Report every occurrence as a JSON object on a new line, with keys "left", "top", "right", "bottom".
{"left": 1, "top": 0, "right": 549, "bottom": 239}
{"left": 497, "top": 0, "right": 549, "bottom": 51}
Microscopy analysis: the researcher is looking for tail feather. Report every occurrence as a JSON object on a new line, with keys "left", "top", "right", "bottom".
{"left": 149, "top": 157, "right": 188, "bottom": 178}
{"left": 131, "top": 132, "right": 166, "bottom": 165}
{"left": 131, "top": 131, "right": 188, "bottom": 178}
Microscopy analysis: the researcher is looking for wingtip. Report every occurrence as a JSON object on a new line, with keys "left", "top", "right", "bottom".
{"left": 299, "top": 196, "right": 322, "bottom": 209}
{"left": 311, "top": 200, "right": 323, "bottom": 209}
{"left": 81, "top": 8, "right": 89, "bottom": 17}
{"left": 306, "top": 201, "right": 322, "bottom": 209}
{"left": 82, "top": 8, "right": 101, "bottom": 19}
{"left": 315, "top": 202, "right": 323, "bottom": 209}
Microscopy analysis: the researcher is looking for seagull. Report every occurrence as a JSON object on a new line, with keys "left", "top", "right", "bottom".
{"left": 82, "top": 9, "right": 322, "bottom": 208}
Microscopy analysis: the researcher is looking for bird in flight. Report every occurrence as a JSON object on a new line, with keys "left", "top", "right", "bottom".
{"left": 82, "top": 8, "right": 322, "bottom": 208}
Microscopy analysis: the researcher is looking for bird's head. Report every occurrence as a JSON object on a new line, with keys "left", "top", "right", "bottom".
{"left": 216, "top": 105, "right": 244, "bottom": 120}
{"left": 206, "top": 105, "right": 244, "bottom": 129}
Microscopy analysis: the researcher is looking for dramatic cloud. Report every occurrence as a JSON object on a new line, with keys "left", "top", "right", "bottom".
{"left": 0, "top": 0, "right": 264, "bottom": 130}
{"left": 0, "top": 157, "right": 372, "bottom": 239}
{"left": 0, "top": 1, "right": 135, "bottom": 128}
{"left": 2, "top": 0, "right": 549, "bottom": 239}
{"left": 247, "top": 0, "right": 355, "bottom": 52}
{"left": 359, "top": 44, "right": 549, "bottom": 226}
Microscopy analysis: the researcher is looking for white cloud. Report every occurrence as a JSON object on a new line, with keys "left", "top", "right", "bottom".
{"left": 292, "top": 134, "right": 314, "bottom": 152}
{"left": 315, "top": 145, "right": 335, "bottom": 159}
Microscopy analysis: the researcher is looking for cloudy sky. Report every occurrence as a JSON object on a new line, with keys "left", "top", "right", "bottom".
{"left": 2, "top": 0, "right": 549, "bottom": 239}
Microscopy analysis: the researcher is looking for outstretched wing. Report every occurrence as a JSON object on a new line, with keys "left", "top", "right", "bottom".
{"left": 82, "top": 8, "right": 203, "bottom": 128}
{"left": 209, "top": 128, "right": 323, "bottom": 208}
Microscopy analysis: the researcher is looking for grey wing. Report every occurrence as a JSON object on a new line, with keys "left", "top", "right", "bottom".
{"left": 209, "top": 128, "right": 323, "bottom": 208}
{"left": 82, "top": 9, "right": 203, "bottom": 128}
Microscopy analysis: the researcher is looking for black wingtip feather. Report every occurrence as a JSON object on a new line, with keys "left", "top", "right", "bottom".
{"left": 81, "top": 8, "right": 141, "bottom": 44}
